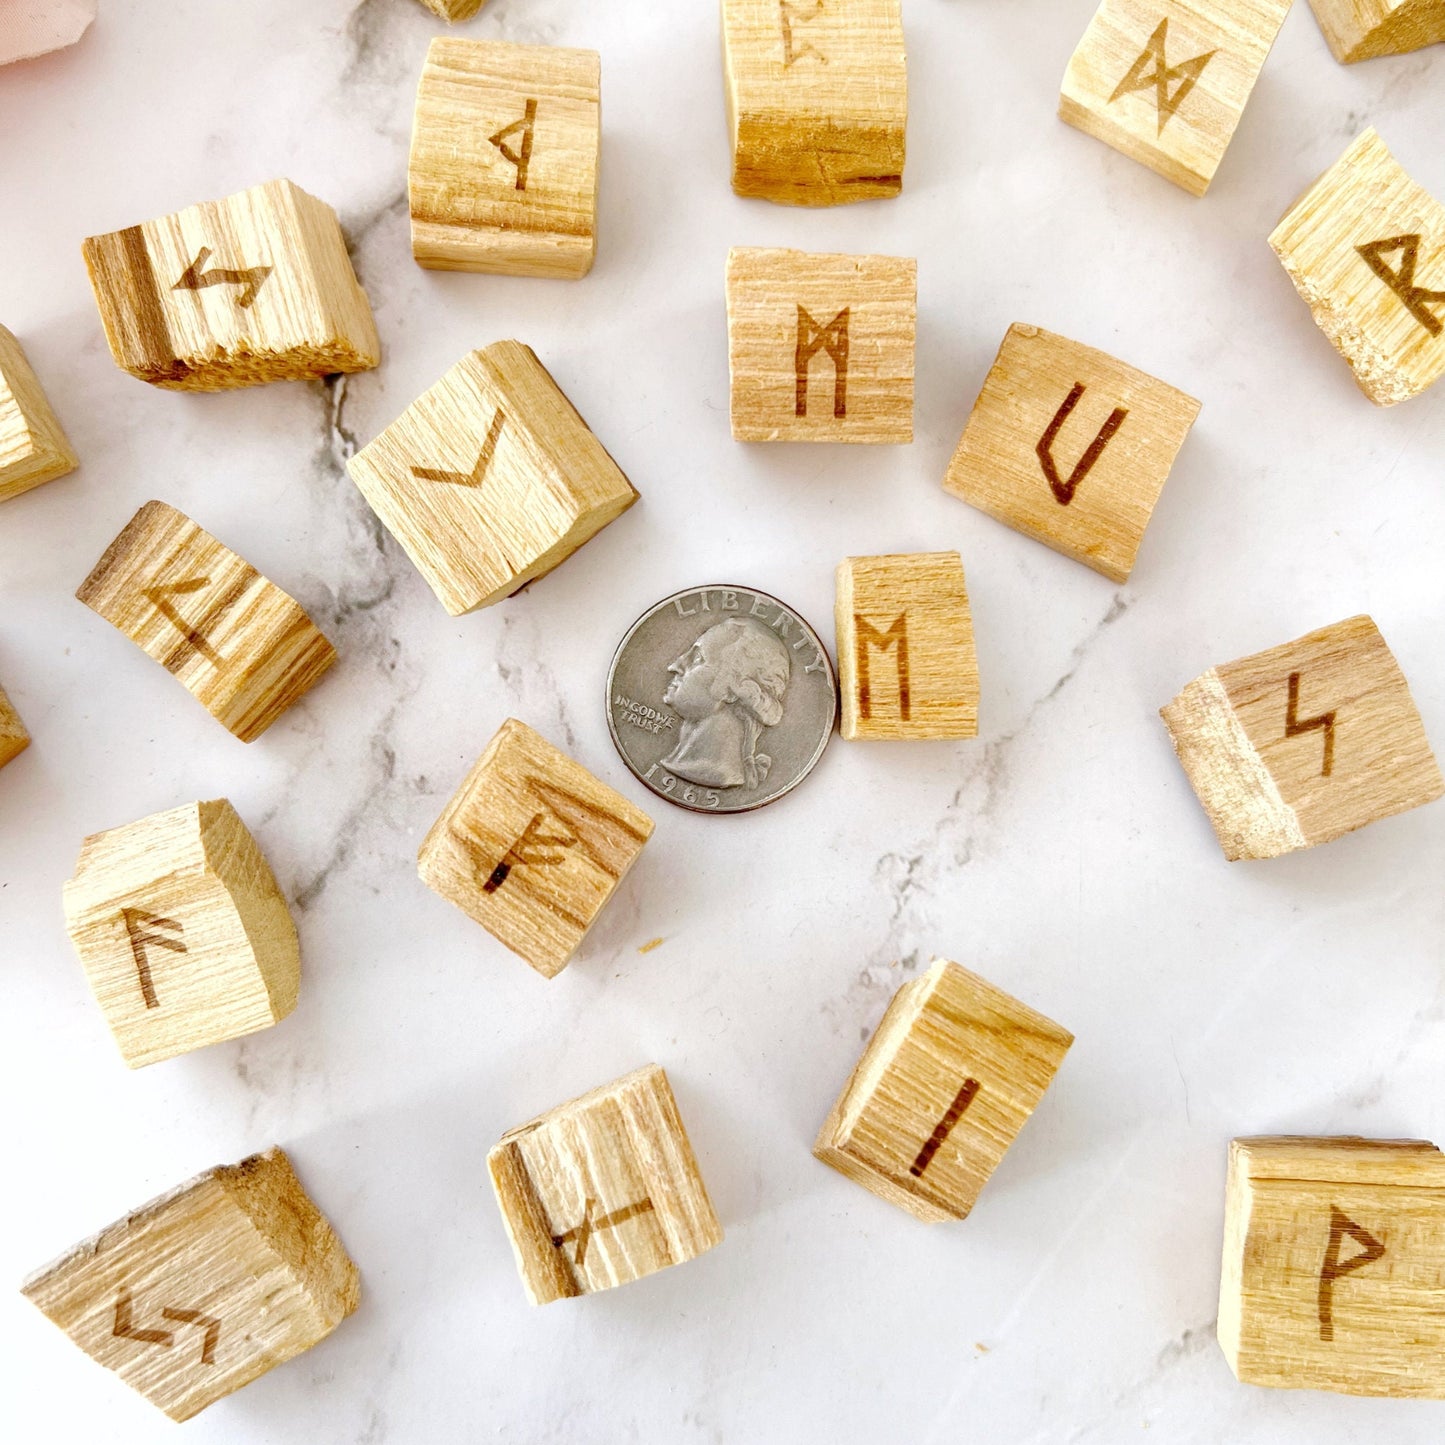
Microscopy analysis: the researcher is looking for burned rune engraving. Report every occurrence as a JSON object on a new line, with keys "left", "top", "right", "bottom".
{"left": 795, "top": 305, "right": 850, "bottom": 418}
{"left": 910, "top": 1077, "right": 981, "bottom": 1177}
{"left": 173, "top": 247, "right": 272, "bottom": 310}
{"left": 1285, "top": 671, "right": 1337, "bottom": 778}
{"left": 1109, "top": 19, "right": 1216, "bottom": 135}
{"left": 853, "top": 614, "right": 910, "bottom": 721}
{"left": 552, "top": 1196, "right": 655, "bottom": 1268}
{"left": 481, "top": 811, "right": 578, "bottom": 895}
{"left": 121, "top": 908, "right": 186, "bottom": 1011}
{"left": 143, "top": 578, "right": 223, "bottom": 668}
{"left": 780, "top": 0, "right": 826, "bottom": 67}
{"left": 1036, "top": 383, "right": 1129, "bottom": 506}
{"left": 411, "top": 410, "right": 506, "bottom": 488}
{"left": 113, "top": 1289, "right": 222, "bottom": 1365}
{"left": 1318, "top": 1207, "right": 1385, "bottom": 1342}
{"left": 1357, "top": 234, "right": 1445, "bottom": 338}
{"left": 490, "top": 99, "right": 539, "bottom": 191}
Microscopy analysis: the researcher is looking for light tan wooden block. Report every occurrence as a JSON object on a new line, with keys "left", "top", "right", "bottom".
{"left": 726, "top": 246, "right": 916, "bottom": 443}
{"left": 417, "top": 0, "right": 489, "bottom": 19}
{"left": 348, "top": 342, "right": 637, "bottom": 615}
{"left": 62, "top": 800, "right": 299, "bottom": 1068}
{"left": 943, "top": 324, "right": 1201, "bottom": 582}
{"left": 0, "top": 683, "right": 29, "bottom": 770}
{"left": 418, "top": 718, "right": 654, "bottom": 977}
{"left": 489, "top": 1064, "right": 723, "bottom": 1304}
{"left": 722, "top": 0, "right": 907, "bottom": 206}
{"left": 82, "top": 179, "right": 380, "bottom": 391}
{"left": 1162, "top": 615, "right": 1443, "bottom": 860}
{"left": 835, "top": 552, "right": 978, "bottom": 741}
{"left": 1270, "top": 129, "right": 1445, "bottom": 407}
{"left": 1219, "top": 1136, "right": 1445, "bottom": 1397}
{"left": 1059, "top": 0, "right": 1292, "bottom": 196}
{"left": 410, "top": 38, "right": 600, "bottom": 278}
{"left": 22, "top": 1148, "right": 359, "bottom": 1421}
{"left": 815, "top": 959, "right": 1073, "bottom": 1223}
{"left": 1306, "top": 0, "right": 1445, "bottom": 60}
{"left": 77, "top": 501, "right": 336, "bottom": 742}
{"left": 0, "top": 325, "right": 77, "bottom": 502}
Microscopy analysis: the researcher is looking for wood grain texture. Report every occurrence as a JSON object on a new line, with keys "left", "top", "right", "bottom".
{"left": 418, "top": 718, "right": 654, "bottom": 977}
{"left": 347, "top": 342, "right": 637, "bottom": 615}
{"left": 76, "top": 500, "right": 336, "bottom": 741}
{"left": 410, "top": 38, "right": 600, "bottom": 277}
{"left": 62, "top": 800, "right": 300, "bottom": 1068}
{"left": 416, "top": 0, "right": 490, "bottom": 18}
{"left": 0, "top": 682, "right": 30, "bottom": 769}
{"left": 22, "top": 1148, "right": 359, "bottom": 1421}
{"left": 1306, "top": 0, "right": 1445, "bottom": 60}
{"left": 1161, "top": 615, "right": 1443, "bottom": 860}
{"left": 82, "top": 178, "right": 380, "bottom": 391}
{"left": 1059, "top": 0, "right": 1292, "bottom": 196}
{"left": 815, "top": 960, "right": 1073, "bottom": 1223}
{"left": 488, "top": 1064, "right": 723, "bottom": 1304}
{"left": 943, "top": 323, "right": 1200, "bottom": 582}
{"left": 0, "top": 324, "right": 77, "bottom": 502}
{"left": 722, "top": 0, "right": 907, "bottom": 206}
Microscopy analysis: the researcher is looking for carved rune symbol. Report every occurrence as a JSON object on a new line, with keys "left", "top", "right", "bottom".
{"left": 1357, "top": 234, "right": 1445, "bottom": 338}
{"left": 1109, "top": 19, "right": 1216, "bottom": 135}
{"left": 173, "top": 247, "right": 272, "bottom": 309}
{"left": 481, "top": 811, "right": 578, "bottom": 894}
{"left": 113, "top": 1289, "right": 221, "bottom": 1365}
{"left": 1285, "top": 671, "right": 1337, "bottom": 778}
{"left": 551, "top": 1196, "right": 655, "bottom": 1267}
{"left": 853, "top": 613, "right": 910, "bottom": 721}
{"left": 1318, "top": 1207, "right": 1385, "bottom": 1342}
{"left": 143, "top": 577, "right": 223, "bottom": 668}
{"left": 410, "top": 411, "right": 506, "bottom": 488}
{"left": 911, "top": 1078, "right": 980, "bottom": 1178}
{"left": 490, "top": 98, "right": 539, "bottom": 191}
{"left": 780, "top": 0, "right": 826, "bottom": 67}
{"left": 121, "top": 908, "right": 187, "bottom": 1010}
{"left": 795, "top": 305, "right": 850, "bottom": 418}
{"left": 1036, "top": 383, "right": 1129, "bottom": 506}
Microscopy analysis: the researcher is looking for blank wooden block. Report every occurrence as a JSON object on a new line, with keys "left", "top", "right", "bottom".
{"left": 489, "top": 1064, "right": 723, "bottom": 1304}
{"left": 943, "top": 324, "right": 1201, "bottom": 582}
{"left": 0, "top": 682, "right": 30, "bottom": 770}
{"left": 22, "top": 1148, "right": 359, "bottom": 1421}
{"left": 1271, "top": 129, "right": 1445, "bottom": 407}
{"left": 722, "top": 0, "right": 907, "bottom": 206}
{"left": 77, "top": 501, "right": 336, "bottom": 742}
{"left": 1161, "top": 615, "right": 1443, "bottom": 860}
{"left": 418, "top": 718, "right": 654, "bottom": 977}
{"left": 82, "top": 179, "right": 380, "bottom": 391}
{"left": 1306, "top": 0, "right": 1445, "bottom": 61}
{"left": 62, "top": 800, "right": 299, "bottom": 1068}
{"left": 348, "top": 342, "right": 636, "bottom": 615}
{"left": 836, "top": 552, "right": 978, "bottom": 741}
{"left": 0, "top": 325, "right": 77, "bottom": 502}
{"left": 410, "top": 38, "right": 600, "bottom": 278}
{"left": 417, "top": 0, "right": 489, "bottom": 18}
{"left": 1059, "top": 0, "right": 1292, "bottom": 196}
{"left": 1219, "top": 1136, "right": 1445, "bottom": 1397}
{"left": 815, "top": 959, "right": 1073, "bottom": 1222}
{"left": 727, "top": 246, "right": 916, "bottom": 443}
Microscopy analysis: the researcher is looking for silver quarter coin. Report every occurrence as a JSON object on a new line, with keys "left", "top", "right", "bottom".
{"left": 606, "top": 585, "right": 838, "bottom": 814}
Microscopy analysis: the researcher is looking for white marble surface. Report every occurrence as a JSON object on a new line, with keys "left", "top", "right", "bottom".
{"left": 2, "top": 1, "right": 1444, "bottom": 1440}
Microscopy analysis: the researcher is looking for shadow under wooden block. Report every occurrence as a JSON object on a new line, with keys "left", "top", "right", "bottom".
{"left": 0, "top": 324, "right": 77, "bottom": 502}
{"left": 22, "top": 1148, "right": 359, "bottom": 1421}
{"left": 1305, "top": 0, "right": 1445, "bottom": 62}
{"left": 0, "top": 683, "right": 29, "bottom": 770}
{"left": 1161, "top": 615, "right": 1443, "bottom": 860}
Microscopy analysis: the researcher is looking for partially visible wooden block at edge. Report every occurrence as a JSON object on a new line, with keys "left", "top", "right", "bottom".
{"left": 0, "top": 325, "right": 77, "bottom": 502}
{"left": 418, "top": 718, "right": 654, "bottom": 977}
{"left": 1219, "top": 1136, "right": 1445, "bottom": 1398}
{"left": 815, "top": 959, "right": 1073, "bottom": 1222}
{"left": 1306, "top": 0, "right": 1445, "bottom": 62}
{"left": 722, "top": 0, "right": 907, "bottom": 206}
{"left": 348, "top": 342, "right": 637, "bottom": 615}
{"left": 0, "top": 683, "right": 30, "bottom": 769}
{"left": 416, "top": 0, "right": 490, "bottom": 19}
{"left": 1060, "top": 0, "right": 1292, "bottom": 196}
{"left": 489, "top": 1063, "right": 723, "bottom": 1304}
{"left": 1161, "top": 615, "right": 1443, "bottom": 860}
{"left": 21, "top": 1148, "right": 359, "bottom": 1421}
{"left": 63, "top": 799, "right": 300, "bottom": 1068}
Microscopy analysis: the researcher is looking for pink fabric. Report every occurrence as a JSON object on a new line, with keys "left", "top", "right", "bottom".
{"left": 0, "top": 0, "right": 97, "bottom": 66}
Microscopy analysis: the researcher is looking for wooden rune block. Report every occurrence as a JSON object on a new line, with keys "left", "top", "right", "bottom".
{"left": 835, "top": 552, "right": 978, "bottom": 741}
{"left": 814, "top": 959, "right": 1073, "bottom": 1223}
{"left": 721, "top": 0, "right": 907, "bottom": 206}
{"left": 410, "top": 38, "right": 600, "bottom": 278}
{"left": 77, "top": 501, "right": 337, "bottom": 742}
{"left": 1161, "top": 615, "right": 1444, "bottom": 861}
{"left": 416, "top": 0, "right": 489, "bottom": 18}
{"left": 726, "top": 246, "right": 917, "bottom": 443}
{"left": 348, "top": 342, "right": 636, "bottom": 615}
{"left": 1306, "top": 0, "right": 1445, "bottom": 61}
{"left": 0, "top": 324, "right": 77, "bottom": 503}
{"left": 418, "top": 718, "right": 654, "bottom": 978}
{"left": 1270, "top": 128, "right": 1445, "bottom": 407}
{"left": 943, "top": 324, "right": 1201, "bottom": 582}
{"left": 0, "top": 682, "right": 30, "bottom": 770}
{"left": 62, "top": 800, "right": 300, "bottom": 1068}
{"left": 489, "top": 1064, "right": 723, "bottom": 1304}
{"left": 82, "top": 179, "right": 380, "bottom": 391}
{"left": 21, "top": 1148, "right": 359, "bottom": 1421}
{"left": 1059, "top": 0, "right": 1292, "bottom": 196}
{"left": 1219, "top": 1136, "right": 1445, "bottom": 1397}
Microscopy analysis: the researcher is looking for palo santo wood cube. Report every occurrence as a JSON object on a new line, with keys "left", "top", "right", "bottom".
{"left": 1219, "top": 1136, "right": 1445, "bottom": 1397}
{"left": 82, "top": 179, "right": 380, "bottom": 391}
{"left": 943, "top": 324, "right": 1201, "bottom": 582}
{"left": 416, "top": 0, "right": 489, "bottom": 18}
{"left": 727, "top": 246, "right": 916, "bottom": 443}
{"left": 815, "top": 959, "right": 1073, "bottom": 1222}
{"left": 410, "top": 38, "right": 600, "bottom": 277}
{"left": 489, "top": 1063, "right": 723, "bottom": 1304}
{"left": 348, "top": 342, "right": 637, "bottom": 615}
{"left": 722, "top": 0, "right": 908, "bottom": 206}
{"left": 1270, "top": 129, "right": 1445, "bottom": 406}
{"left": 418, "top": 718, "right": 654, "bottom": 977}
{"left": 1059, "top": 0, "right": 1292, "bottom": 196}
{"left": 77, "top": 501, "right": 336, "bottom": 742}
{"left": 0, "top": 324, "right": 77, "bottom": 502}
{"left": 63, "top": 800, "right": 300, "bottom": 1068}
{"left": 0, "top": 682, "right": 30, "bottom": 769}
{"left": 1161, "top": 615, "right": 1443, "bottom": 860}
{"left": 1306, "top": 0, "right": 1445, "bottom": 61}
{"left": 836, "top": 552, "right": 979, "bottom": 741}
{"left": 22, "top": 1148, "right": 359, "bottom": 1421}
